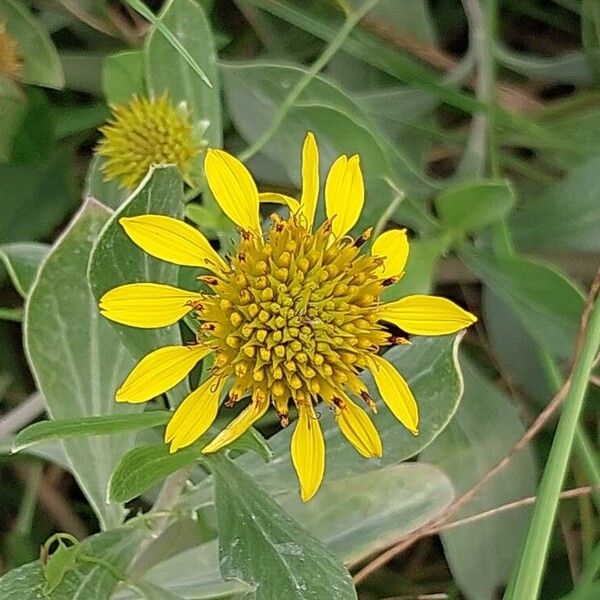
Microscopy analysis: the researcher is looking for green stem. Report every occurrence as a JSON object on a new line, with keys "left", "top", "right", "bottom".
{"left": 539, "top": 348, "right": 600, "bottom": 514}
{"left": 16, "top": 462, "right": 42, "bottom": 535}
{"left": 506, "top": 289, "right": 600, "bottom": 600}
{"left": 568, "top": 541, "right": 600, "bottom": 598}
{"left": 237, "top": 0, "right": 381, "bottom": 163}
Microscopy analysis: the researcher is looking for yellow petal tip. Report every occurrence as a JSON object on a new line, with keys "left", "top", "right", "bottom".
{"left": 300, "top": 487, "right": 318, "bottom": 503}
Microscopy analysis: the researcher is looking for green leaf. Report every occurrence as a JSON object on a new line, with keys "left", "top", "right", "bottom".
{"left": 145, "top": 0, "right": 221, "bottom": 147}
{"left": 85, "top": 155, "right": 129, "bottom": 210}
{"left": 0, "top": 526, "right": 147, "bottom": 600}
{"left": 125, "top": 581, "right": 185, "bottom": 600}
{"left": 483, "top": 287, "right": 558, "bottom": 407}
{"left": 279, "top": 463, "right": 454, "bottom": 566}
{"left": 151, "top": 465, "right": 453, "bottom": 593}
{"left": 88, "top": 166, "right": 190, "bottom": 405}
{"left": 102, "top": 50, "right": 145, "bottom": 104}
{"left": 0, "top": 150, "right": 77, "bottom": 243}
{"left": 511, "top": 154, "right": 600, "bottom": 252}
{"left": 109, "top": 429, "right": 270, "bottom": 503}
{"left": 381, "top": 235, "right": 449, "bottom": 301}
{"left": 495, "top": 42, "right": 593, "bottom": 85}
{"left": 128, "top": 0, "right": 212, "bottom": 89}
{"left": 421, "top": 356, "right": 537, "bottom": 600}
{"left": 0, "top": 0, "right": 64, "bottom": 89}
{"left": 109, "top": 442, "right": 201, "bottom": 503}
{"left": 9, "top": 88, "right": 55, "bottom": 164}
{"left": 54, "top": 102, "right": 110, "bottom": 139}
{"left": 221, "top": 61, "right": 436, "bottom": 233}
{"left": 0, "top": 242, "right": 49, "bottom": 298}
{"left": 581, "top": 0, "right": 600, "bottom": 80}
{"left": 208, "top": 453, "right": 357, "bottom": 600}
{"left": 434, "top": 179, "right": 516, "bottom": 235}
{"left": 12, "top": 411, "right": 170, "bottom": 453}
{"left": 122, "top": 540, "right": 253, "bottom": 599}
{"left": 25, "top": 200, "right": 141, "bottom": 529}
{"left": 0, "top": 87, "right": 25, "bottom": 162}
{"left": 242, "top": 0, "right": 482, "bottom": 116}
{"left": 229, "top": 426, "right": 274, "bottom": 463}
{"left": 460, "top": 247, "right": 585, "bottom": 359}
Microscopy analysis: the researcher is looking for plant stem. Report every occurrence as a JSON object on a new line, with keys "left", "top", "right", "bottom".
{"left": 16, "top": 461, "right": 42, "bottom": 535}
{"left": 506, "top": 277, "right": 600, "bottom": 600}
{"left": 538, "top": 347, "right": 600, "bottom": 513}
{"left": 237, "top": 0, "right": 381, "bottom": 163}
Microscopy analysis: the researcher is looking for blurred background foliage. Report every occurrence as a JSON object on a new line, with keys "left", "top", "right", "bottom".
{"left": 1, "top": 1, "right": 600, "bottom": 599}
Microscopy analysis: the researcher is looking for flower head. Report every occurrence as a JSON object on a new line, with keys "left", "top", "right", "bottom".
{"left": 99, "top": 133, "right": 477, "bottom": 501}
{"left": 96, "top": 94, "right": 200, "bottom": 190}
{"left": 0, "top": 22, "right": 22, "bottom": 80}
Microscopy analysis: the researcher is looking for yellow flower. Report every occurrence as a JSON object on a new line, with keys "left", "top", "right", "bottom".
{"left": 96, "top": 94, "right": 200, "bottom": 190}
{"left": 99, "top": 133, "right": 477, "bottom": 501}
{"left": 0, "top": 22, "right": 22, "bottom": 80}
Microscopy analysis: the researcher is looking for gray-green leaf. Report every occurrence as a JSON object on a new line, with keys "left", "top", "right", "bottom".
{"left": 25, "top": 200, "right": 141, "bottom": 529}
{"left": 208, "top": 453, "right": 357, "bottom": 600}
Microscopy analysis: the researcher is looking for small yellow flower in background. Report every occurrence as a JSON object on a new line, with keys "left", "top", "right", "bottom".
{"left": 96, "top": 94, "right": 200, "bottom": 191}
{"left": 99, "top": 133, "right": 477, "bottom": 501}
{"left": 0, "top": 22, "right": 23, "bottom": 80}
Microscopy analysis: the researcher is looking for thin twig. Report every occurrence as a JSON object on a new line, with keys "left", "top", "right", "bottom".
{"left": 380, "top": 594, "right": 449, "bottom": 600}
{"left": 0, "top": 393, "right": 45, "bottom": 439}
{"left": 14, "top": 464, "right": 88, "bottom": 538}
{"left": 354, "top": 267, "right": 600, "bottom": 584}
{"left": 372, "top": 178, "right": 406, "bottom": 238}
{"left": 433, "top": 485, "right": 600, "bottom": 534}
{"left": 237, "top": 0, "right": 382, "bottom": 162}
{"left": 129, "top": 467, "right": 193, "bottom": 573}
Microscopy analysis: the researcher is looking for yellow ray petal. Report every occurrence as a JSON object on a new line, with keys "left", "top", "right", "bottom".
{"left": 325, "top": 154, "right": 364, "bottom": 238}
{"left": 120, "top": 214, "right": 227, "bottom": 271}
{"left": 202, "top": 395, "right": 269, "bottom": 453}
{"left": 378, "top": 295, "right": 477, "bottom": 336}
{"left": 335, "top": 395, "right": 382, "bottom": 458}
{"left": 366, "top": 354, "right": 419, "bottom": 434}
{"left": 165, "top": 377, "right": 226, "bottom": 452}
{"left": 205, "top": 149, "right": 261, "bottom": 235}
{"left": 291, "top": 403, "right": 325, "bottom": 502}
{"left": 298, "top": 132, "right": 319, "bottom": 231}
{"left": 116, "top": 344, "right": 211, "bottom": 403}
{"left": 99, "top": 283, "right": 201, "bottom": 328}
{"left": 258, "top": 192, "right": 300, "bottom": 214}
{"left": 371, "top": 229, "right": 409, "bottom": 279}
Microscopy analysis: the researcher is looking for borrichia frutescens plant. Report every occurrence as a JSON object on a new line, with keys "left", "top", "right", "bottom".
{"left": 98, "top": 133, "right": 476, "bottom": 500}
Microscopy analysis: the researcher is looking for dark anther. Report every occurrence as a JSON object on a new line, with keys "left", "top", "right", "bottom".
{"left": 332, "top": 397, "right": 344, "bottom": 409}
{"left": 389, "top": 335, "right": 410, "bottom": 345}
{"left": 353, "top": 227, "right": 373, "bottom": 248}
{"left": 199, "top": 275, "right": 219, "bottom": 286}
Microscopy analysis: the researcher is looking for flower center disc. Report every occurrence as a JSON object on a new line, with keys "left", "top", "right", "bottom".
{"left": 198, "top": 216, "right": 389, "bottom": 423}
